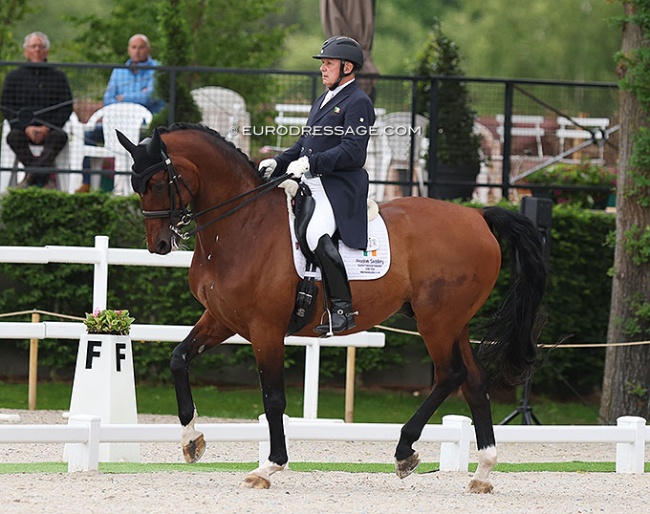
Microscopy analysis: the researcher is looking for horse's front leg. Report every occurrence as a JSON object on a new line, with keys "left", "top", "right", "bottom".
{"left": 242, "top": 338, "right": 288, "bottom": 489}
{"left": 169, "top": 311, "right": 233, "bottom": 463}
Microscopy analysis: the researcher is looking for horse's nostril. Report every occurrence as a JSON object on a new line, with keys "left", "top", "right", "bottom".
{"left": 155, "top": 239, "right": 171, "bottom": 255}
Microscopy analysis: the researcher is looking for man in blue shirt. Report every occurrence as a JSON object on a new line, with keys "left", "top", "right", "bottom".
{"left": 103, "top": 34, "right": 164, "bottom": 114}
{"left": 77, "top": 34, "right": 164, "bottom": 192}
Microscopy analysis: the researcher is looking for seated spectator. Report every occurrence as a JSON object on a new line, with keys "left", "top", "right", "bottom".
{"left": 0, "top": 31, "right": 73, "bottom": 188}
{"left": 76, "top": 33, "right": 164, "bottom": 193}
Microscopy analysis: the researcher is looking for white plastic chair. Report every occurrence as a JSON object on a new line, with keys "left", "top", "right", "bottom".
{"left": 190, "top": 86, "right": 251, "bottom": 155}
{"left": 496, "top": 114, "right": 545, "bottom": 158}
{"left": 76, "top": 103, "right": 153, "bottom": 195}
{"left": 0, "top": 114, "right": 82, "bottom": 194}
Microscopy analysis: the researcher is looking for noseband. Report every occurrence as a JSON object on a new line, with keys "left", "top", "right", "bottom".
{"left": 139, "top": 149, "right": 289, "bottom": 240}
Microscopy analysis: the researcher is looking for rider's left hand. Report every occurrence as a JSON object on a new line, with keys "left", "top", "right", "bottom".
{"left": 287, "top": 156, "right": 310, "bottom": 179}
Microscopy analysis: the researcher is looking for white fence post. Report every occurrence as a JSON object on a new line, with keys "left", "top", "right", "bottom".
{"left": 616, "top": 416, "right": 646, "bottom": 473}
{"left": 93, "top": 235, "right": 109, "bottom": 311}
{"left": 439, "top": 414, "right": 472, "bottom": 471}
{"left": 66, "top": 415, "right": 100, "bottom": 472}
{"left": 303, "top": 340, "right": 320, "bottom": 419}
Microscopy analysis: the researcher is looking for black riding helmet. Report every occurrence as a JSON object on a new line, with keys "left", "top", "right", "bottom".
{"left": 312, "top": 36, "right": 364, "bottom": 90}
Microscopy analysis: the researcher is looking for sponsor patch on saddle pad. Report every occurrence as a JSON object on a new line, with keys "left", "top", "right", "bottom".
{"left": 290, "top": 213, "right": 390, "bottom": 280}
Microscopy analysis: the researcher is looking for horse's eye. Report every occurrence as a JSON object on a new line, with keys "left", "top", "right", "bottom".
{"left": 151, "top": 182, "right": 166, "bottom": 193}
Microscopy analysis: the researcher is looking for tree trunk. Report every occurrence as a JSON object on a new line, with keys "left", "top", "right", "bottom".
{"left": 600, "top": 3, "right": 650, "bottom": 424}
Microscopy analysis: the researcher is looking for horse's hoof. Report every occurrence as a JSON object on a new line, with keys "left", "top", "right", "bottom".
{"left": 182, "top": 433, "right": 206, "bottom": 463}
{"left": 467, "top": 479, "right": 494, "bottom": 494}
{"left": 395, "top": 452, "right": 420, "bottom": 479}
{"left": 241, "top": 474, "right": 271, "bottom": 489}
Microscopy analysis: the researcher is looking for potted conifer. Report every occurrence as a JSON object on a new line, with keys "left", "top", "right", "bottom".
{"left": 412, "top": 19, "right": 482, "bottom": 200}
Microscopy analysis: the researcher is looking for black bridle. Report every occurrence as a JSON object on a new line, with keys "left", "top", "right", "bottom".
{"left": 140, "top": 148, "right": 289, "bottom": 240}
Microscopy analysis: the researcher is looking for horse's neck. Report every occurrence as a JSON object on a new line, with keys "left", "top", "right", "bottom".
{"left": 192, "top": 178, "right": 286, "bottom": 254}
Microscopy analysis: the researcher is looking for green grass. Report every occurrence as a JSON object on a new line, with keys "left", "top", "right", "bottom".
{"left": 0, "top": 382, "right": 601, "bottom": 424}
{"left": 3, "top": 461, "right": 646, "bottom": 474}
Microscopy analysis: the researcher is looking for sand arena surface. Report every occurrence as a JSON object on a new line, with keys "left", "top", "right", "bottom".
{"left": 1, "top": 409, "right": 649, "bottom": 513}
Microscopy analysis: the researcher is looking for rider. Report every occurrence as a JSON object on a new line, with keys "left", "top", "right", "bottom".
{"left": 258, "top": 36, "right": 375, "bottom": 335}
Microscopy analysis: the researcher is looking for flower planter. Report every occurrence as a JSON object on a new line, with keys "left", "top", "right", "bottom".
{"left": 524, "top": 162, "right": 616, "bottom": 210}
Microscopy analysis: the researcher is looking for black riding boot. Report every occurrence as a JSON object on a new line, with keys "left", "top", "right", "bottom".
{"left": 313, "top": 234, "right": 356, "bottom": 336}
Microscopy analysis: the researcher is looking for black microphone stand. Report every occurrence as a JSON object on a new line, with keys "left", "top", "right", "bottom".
{"left": 499, "top": 377, "right": 541, "bottom": 425}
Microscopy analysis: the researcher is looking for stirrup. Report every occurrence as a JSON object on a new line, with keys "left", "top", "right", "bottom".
{"left": 314, "top": 308, "right": 357, "bottom": 337}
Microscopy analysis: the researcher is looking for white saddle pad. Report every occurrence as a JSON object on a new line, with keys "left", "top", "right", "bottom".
{"left": 289, "top": 212, "right": 391, "bottom": 281}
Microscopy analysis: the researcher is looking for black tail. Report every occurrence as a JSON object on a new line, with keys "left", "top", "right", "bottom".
{"left": 479, "top": 206, "right": 547, "bottom": 385}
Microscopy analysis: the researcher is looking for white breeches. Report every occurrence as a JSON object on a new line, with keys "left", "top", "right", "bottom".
{"left": 302, "top": 175, "right": 336, "bottom": 251}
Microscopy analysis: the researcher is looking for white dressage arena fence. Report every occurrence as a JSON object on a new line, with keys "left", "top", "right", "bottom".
{"left": 0, "top": 414, "right": 647, "bottom": 473}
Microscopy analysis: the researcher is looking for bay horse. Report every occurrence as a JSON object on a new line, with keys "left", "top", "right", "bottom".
{"left": 117, "top": 123, "right": 546, "bottom": 493}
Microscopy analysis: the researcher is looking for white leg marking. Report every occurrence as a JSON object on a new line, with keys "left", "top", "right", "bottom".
{"left": 473, "top": 445, "right": 497, "bottom": 482}
{"left": 181, "top": 409, "right": 202, "bottom": 447}
{"left": 250, "top": 459, "right": 286, "bottom": 482}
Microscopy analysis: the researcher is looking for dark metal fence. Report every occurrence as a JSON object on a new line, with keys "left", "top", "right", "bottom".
{"left": 0, "top": 61, "right": 619, "bottom": 202}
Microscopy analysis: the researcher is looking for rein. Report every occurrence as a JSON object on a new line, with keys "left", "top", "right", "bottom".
{"left": 141, "top": 150, "right": 290, "bottom": 240}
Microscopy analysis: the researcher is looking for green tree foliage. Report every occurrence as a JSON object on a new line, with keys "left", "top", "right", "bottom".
{"left": 64, "top": 0, "right": 287, "bottom": 130}
{"left": 8, "top": 0, "right": 624, "bottom": 83}
{"left": 67, "top": 0, "right": 286, "bottom": 81}
{"left": 278, "top": 0, "right": 620, "bottom": 81}
{"left": 412, "top": 19, "right": 481, "bottom": 167}
{"left": 0, "top": 0, "right": 32, "bottom": 61}
{"left": 65, "top": 0, "right": 158, "bottom": 64}
{"left": 443, "top": 0, "right": 621, "bottom": 81}
{"left": 150, "top": 0, "right": 202, "bottom": 127}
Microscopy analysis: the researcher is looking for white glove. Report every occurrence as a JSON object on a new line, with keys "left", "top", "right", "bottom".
{"left": 258, "top": 158, "right": 277, "bottom": 179}
{"left": 286, "top": 156, "right": 310, "bottom": 179}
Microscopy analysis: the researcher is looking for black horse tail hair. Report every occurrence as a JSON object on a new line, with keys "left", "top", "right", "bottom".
{"left": 479, "top": 206, "right": 547, "bottom": 386}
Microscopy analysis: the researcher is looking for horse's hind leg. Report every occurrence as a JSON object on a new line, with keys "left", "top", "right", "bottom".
{"left": 395, "top": 336, "right": 467, "bottom": 478}
{"left": 169, "top": 312, "right": 233, "bottom": 463}
{"left": 460, "top": 344, "right": 497, "bottom": 493}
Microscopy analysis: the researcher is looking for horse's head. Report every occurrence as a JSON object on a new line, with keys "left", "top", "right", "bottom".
{"left": 117, "top": 128, "right": 197, "bottom": 255}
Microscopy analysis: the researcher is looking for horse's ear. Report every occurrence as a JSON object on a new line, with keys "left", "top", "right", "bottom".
{"left": 147, "top": 128, "right": 164, "bottom": 157}
{"left": 116, "top": 130, "right": 137, "bottom": 155}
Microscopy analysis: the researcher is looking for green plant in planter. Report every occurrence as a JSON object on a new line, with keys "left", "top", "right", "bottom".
{"left": 412, "top": 18, "right": 482, "bottom": 200}
{"left": 83, "top": 309, "right": 135, "bottom": 335}
{"left": 523, "top": 161, "right": 617, "bottom": 208}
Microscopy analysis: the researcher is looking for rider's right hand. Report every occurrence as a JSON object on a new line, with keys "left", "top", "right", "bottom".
{"left": 258, "top": 158, "right": 278, "bottom": 180}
